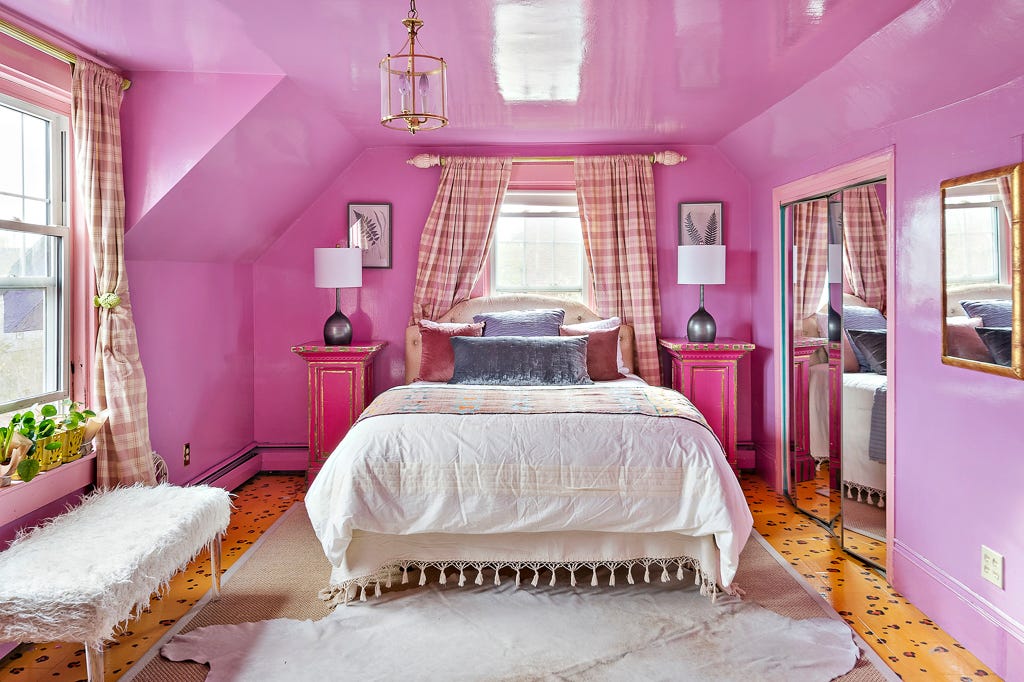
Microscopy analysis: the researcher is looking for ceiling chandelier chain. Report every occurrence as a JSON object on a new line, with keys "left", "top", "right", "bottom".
{"left": 380, "top": 0, "right": 448, "bottom": 134}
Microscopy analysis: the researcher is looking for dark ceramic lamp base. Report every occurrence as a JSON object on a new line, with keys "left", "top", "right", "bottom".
{"left": 323, "top": 309, "right": 353, "bottom": 346}
{"left": 686, "top": 306, "right": 717, "bottom": 343}
{"left": 827, "top": 305, "right": 841, "bottom": 343}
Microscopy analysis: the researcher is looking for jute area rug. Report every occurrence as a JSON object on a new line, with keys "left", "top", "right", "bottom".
{"left": 132, "top": 504, "right": 891, "bottom": 682}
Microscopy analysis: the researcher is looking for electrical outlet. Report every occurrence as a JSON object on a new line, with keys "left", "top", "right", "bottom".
{"left": 981, "top": 545, "right": 1003, "bottom": 588}
{"left": 183, "top": 442, "right": 191, "bottom": 466}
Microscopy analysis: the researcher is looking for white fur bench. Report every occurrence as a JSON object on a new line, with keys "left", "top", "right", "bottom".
{"left": 0, "top": 484, "right": 231, "bottom": 681}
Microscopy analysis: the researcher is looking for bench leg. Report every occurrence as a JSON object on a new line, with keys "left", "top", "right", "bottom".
{"left": 85, "top": 642, "right": 104, "bottom": 681}
{"left": 210, "top": 534, "right": 223, "bottom": 600}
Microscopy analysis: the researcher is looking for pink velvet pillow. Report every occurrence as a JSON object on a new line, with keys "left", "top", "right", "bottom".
{"left": 559, "top": 325, "right": 625, "bottom": 381}
{"left": 417, "top": 322, "right": 485, "bottom": 382}
{"left": 945, "top": 316, "right": 993, "bottom": 363}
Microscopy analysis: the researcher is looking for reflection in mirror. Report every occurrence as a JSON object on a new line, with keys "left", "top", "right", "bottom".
{"left": 941, "top": 163, "right": 1022, "bottom": 378}
{"left": 788, "top": 198, "right": 840, "bottom": 525}
{"left": 837, "top": 182, "right": 888, "bottom": 570}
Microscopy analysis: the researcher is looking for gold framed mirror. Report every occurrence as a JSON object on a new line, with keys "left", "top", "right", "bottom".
{"left": 940, "top": 162, "right": 1023, "bottom": 378}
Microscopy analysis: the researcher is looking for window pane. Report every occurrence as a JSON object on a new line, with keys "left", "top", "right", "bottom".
{"left": 495, "top": 242, "right": 524, "bottom": 288}
{"left": 0, "top": 288, "right": 48, "bottom": 405}
{"left": 524, "top": 243, "right": 555, "bottom": 286}
{"left": 0, "top": 226, "right": 61, "bottom": 406}
{"left": 21, "top": 114, "right": 49, "bottom": 201}
{"left": 0, "top": 195, "right": 21, "bottom": 222}
{"left": 23, "top": 199, "right": 47, "bottom": 226}
{"left": 945, "top": 206, "right": 999, "bottom": 284}
{"left": 0, "top": 105, "right": 21, "bottom": 196}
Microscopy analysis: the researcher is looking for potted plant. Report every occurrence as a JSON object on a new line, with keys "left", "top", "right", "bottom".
{"left": 59, "top": 401, "right": 96, "bottom": 464}
{"left": 0, "top": 411, "right": 54, "bottom": 483}
{"left": 26, "top": 405, "right": 65, "bottom": 472}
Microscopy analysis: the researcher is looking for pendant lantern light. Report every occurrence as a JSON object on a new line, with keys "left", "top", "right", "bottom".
{"left": 380, "top": 0, "right": 448, "bottom": 134}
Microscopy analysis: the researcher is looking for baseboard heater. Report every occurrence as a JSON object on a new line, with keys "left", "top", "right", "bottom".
{"left": 194, "top": 447, "right": 260, "bottom": 486}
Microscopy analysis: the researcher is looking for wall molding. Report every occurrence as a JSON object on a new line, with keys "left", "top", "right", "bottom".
{"left": 893, "top": 540, "right": 1023, "bottom": 676}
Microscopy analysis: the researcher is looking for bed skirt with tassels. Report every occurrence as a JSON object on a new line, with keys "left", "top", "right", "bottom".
{"left": 318, "top": 554, "right": 728, "bottom": 607}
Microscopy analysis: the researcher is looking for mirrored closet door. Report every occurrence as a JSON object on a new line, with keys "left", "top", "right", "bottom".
{"left": 783, "top": 180, "right": 889, "bottom": 572}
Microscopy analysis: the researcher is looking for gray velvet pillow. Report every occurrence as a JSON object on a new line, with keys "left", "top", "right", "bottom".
{"left": 847, "top": 329, "right": 887, "bottom": 375}
{"left": 473, "top": 309, "right": 565, "bottom": 337}
{"left": 448, "top": 336, "right": 593, "bottom": 386}
{"left": 843, "top": 305, "right": 886, "bottom": 372}
{"left": 975, "top": 327, "right": 1012, "bottom": 367}
{"left": 960, "top": 299, "right": 1012, "bottom": 327}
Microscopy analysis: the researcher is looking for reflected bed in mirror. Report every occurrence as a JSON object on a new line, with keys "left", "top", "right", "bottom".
{"left": 941, "top": 162, "right": 1023, "bottom": 378}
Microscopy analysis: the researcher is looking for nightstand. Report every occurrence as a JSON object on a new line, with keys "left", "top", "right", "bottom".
{"left": 291, "top": 342, "right": 386, "bottom": 482}
{"left": 658, "top": 338, "right": 755, "bottom": 474}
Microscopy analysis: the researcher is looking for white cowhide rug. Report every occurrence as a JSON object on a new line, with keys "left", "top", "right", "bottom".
{"left": 161, "top": 573, "right": 860, "bottom": 681}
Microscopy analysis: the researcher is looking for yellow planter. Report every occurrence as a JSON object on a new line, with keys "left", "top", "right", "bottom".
{"left": 35, "top": 432, "right": 66, "bottom": 471}
{"left": 62, "top": 426, "right": 85, "bottom": 463}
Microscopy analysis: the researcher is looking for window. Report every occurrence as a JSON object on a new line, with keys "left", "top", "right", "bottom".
{"left": 491, "top": 191, "right": 589, "bottom": 302}
{"left": 944, "top": 182, "right": 1007, "bottom": 286}
{"left": 0, "top": 92, "right": 69, "bottom": 413}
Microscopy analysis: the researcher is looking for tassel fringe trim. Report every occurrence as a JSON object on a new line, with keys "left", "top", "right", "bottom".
{"left": 318, "top": 555, "right": 720, "bottom": 607}
{"left": 842, "top": 481, "right": 886, "bottom": 507}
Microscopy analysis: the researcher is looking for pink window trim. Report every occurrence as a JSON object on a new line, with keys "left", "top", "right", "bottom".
{"left": 0, "top": 41, "right": 93, "bottom": 407}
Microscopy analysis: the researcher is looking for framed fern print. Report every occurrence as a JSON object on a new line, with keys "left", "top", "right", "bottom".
{"left": 678, "top": 202, "right": 723, "bottom": 246}
{"left": 347, "top": 203, "right": 392, "bottom": 268}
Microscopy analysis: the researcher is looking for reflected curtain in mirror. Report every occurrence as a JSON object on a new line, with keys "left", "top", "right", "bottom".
{"left": 842, "top": 186, "right": 887, "bottom": 314}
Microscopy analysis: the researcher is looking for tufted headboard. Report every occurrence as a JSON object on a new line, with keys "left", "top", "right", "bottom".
{"left": 405, "top": 294, "right": 635, "bottom": 383}
{"left": 945, "top": 283, "right": 1012, "bottom": 317}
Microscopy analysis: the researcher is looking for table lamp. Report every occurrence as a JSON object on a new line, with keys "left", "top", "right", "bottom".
{"left": 314, "top": 247, "right": 362, "bottom": 346}
{"left": 678, "top": 245, "right": 726, "bottom": 342}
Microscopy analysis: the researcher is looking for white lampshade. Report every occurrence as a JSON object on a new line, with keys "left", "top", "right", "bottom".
{"left": 314, "top": 248, "right": 363, "bottom": 288}
{"left": 828, "top": 244, "right": 843, "bottom": 284}
{"left": 677, "top": 245, "right": 726, "bottom": 285}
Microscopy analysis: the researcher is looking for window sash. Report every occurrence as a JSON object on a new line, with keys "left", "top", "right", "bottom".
{"left": 944, "top": 202, "right": 1007, "bottom": 285}
{"left": 0, "top": 93, "right": 70, "bottom": 413}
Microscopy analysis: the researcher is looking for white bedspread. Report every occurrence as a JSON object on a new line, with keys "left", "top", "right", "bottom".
{"left": 305, "top": 381, "right": 753, "bottom": 593}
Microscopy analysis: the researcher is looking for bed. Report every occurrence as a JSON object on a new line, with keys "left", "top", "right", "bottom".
{"left": 305, "top": 295, "right": 753, "bottom": 604}
{"left": 841, "top": 372, "right": 887, "bottom": 507}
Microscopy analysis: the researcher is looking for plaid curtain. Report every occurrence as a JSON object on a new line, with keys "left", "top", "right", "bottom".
{"left": 411, "top": 157, "right": 512, "bottom": 323}
{"left": 72, "top": 59, "right": 156, "bottom": 487}
{"left": 574, "top": 155, "right": 662, "bottom": 384}
{"left": 792, "top": 199, "right": 828, "bottom": 320}
{"left": 997, "top": 176, "right": 1013, "bottom": 281}
{"left": 842, "top": 185, "right": 887, "bottom": 313}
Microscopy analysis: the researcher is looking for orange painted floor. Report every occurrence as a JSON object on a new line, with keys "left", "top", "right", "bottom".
{"left": 0, "top": 471, "right": 1000, "bottom": 681}
{"left": 743, "top": 473, "right": 998, "bottom": 681}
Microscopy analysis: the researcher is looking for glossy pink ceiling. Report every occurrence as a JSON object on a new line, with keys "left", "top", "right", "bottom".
{"left": 1, "top": 0, "right": 1020, "bottom": 263}
{"left": 2, "top": 0, "right": 919, "bottom": 145}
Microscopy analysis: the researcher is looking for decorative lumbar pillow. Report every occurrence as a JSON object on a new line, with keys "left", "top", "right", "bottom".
{"left": 417, "top": 321, "right": 485, "bottom": 382}
{"left": 473, "top": 309, "right": 565, "bottom": 337}
{"left": 945, "top": 316, "right": 994, "bottom": 363}
{"left": 449, "top": 336, "right": 592, "bottom": 386}
{"left": 841, "top": 333, "right": 859, "bottom": 373}
{"left": 974, "top": 327, "right": 1012, "bottom": 367}
{"left": 846, "top": 329, "right": 887, "bottom": 375}
{"left": 843, "top": 305, "right": 886, "bottom": 372}
{"left": 559, "top": 325, "right": 625, "bottom": 381}
{"left": 562, "top": 317, "right": 630, "bottom": 374}
{"left": 959, "top": 299, "right": 1012, "bottom": 328}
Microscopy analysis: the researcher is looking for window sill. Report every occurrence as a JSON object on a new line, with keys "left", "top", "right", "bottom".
{"left": 0, "top": 451, "right": 95, "bottom": 528}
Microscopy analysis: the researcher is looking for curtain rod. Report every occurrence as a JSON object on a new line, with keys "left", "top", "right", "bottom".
{"left": 406, "top": 151, "right": 687, "bottom": 168}
{"left": 0, "top": 17, "right": 131, "bottom": 90}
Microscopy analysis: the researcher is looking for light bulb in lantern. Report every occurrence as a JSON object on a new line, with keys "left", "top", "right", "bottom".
{"left": 398, "top": 72, "right": 411, "bottom": 112}
{"left": 418, "top": 73, "right": 430, "bottom": 111}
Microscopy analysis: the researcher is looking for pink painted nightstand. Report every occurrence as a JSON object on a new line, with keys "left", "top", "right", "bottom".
{"left": 291, "top": 342, "right": 386, "bottom": 483}
{"left": 658, "top": 338, "right": 755, "bottom": 475}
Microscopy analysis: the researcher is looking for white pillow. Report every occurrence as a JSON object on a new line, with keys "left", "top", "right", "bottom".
{"left": 561, "top": 317, "right": 630, "bottom": 374}
{"left": 419, "top": 319, "right": 464, "bottom": 330}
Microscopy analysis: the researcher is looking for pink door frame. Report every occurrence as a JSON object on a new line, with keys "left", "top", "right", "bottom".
{"left": 770, "top": 147, "right": 896, "bottom": 576}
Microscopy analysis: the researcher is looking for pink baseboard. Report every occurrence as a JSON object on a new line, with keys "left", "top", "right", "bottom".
{"left": 892, "top": 540, "right": 1024, "bottom": 680}
{"left": 257, "top": 445, "right": 307, "bottom": 472}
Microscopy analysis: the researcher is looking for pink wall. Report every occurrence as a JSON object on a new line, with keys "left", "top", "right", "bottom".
{"left": 723, "top": 77, "right": 1024, "bottom": 678}
{"left": 252, "top": 144, "right": 752, "bottom": 446}
{"left": 126, "top": 260, "right": 256, "bottom": 483}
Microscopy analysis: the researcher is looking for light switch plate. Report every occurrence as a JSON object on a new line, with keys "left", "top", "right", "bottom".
{"left": 981, "top": 545, "right": 1004, "bottom": 589}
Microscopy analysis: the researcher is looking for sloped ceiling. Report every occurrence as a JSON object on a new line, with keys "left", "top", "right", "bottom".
{"left": 3, "top": 0, "right": 1019, "bottom": 262}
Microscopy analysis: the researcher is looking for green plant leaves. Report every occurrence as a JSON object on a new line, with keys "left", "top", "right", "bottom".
{"left": 17, "top": 458, "right": 40, "bottom": 482}
{"left": 40, "top": 404, "right": 57, "bottom": 418}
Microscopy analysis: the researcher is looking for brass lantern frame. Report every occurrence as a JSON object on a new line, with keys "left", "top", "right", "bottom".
{"left": 380, "top": 11, "right": 448, "bottom": 134}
